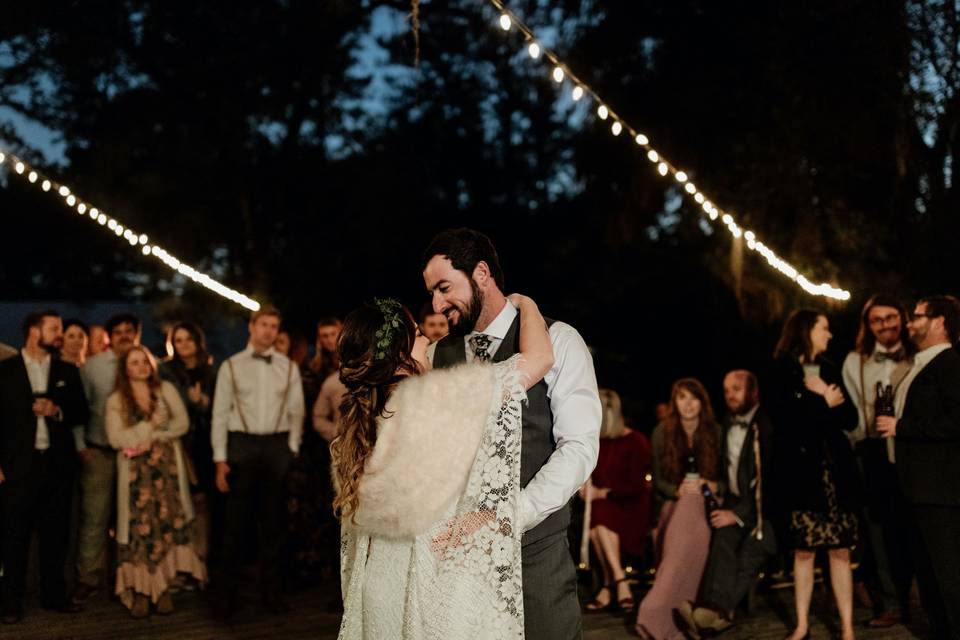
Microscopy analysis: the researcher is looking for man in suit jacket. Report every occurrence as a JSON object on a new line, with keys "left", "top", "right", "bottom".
{"left": 879, "top": 295, "right": 960, "bottom": 639}
{"left": 678, "top": 370, "right": 777, "bottom": 638}
{"left": 0, "top": 311, "right": 89, "bottom": 624}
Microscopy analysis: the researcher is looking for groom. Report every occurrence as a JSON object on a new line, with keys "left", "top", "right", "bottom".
{"left": 423, "top": 228, "right": 601, "bottom": 639}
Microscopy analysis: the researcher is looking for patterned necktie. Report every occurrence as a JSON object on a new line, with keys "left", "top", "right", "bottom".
{"left": 468, "top": 334, "right": 493, "bottom": 363}
{"left": 252, "top": 352, "right": 273, "bottom": 365}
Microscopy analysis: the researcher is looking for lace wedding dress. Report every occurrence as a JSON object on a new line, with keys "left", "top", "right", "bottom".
{"left": 338, "top": 357, "right": 526, "bottom": 640}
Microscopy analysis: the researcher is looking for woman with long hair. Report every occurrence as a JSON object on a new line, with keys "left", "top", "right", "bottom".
{"left": 158, "top": 322, "right": 217, "bottom": 564}
{"left": 635, "top": 378, "right": 721, "bottom": 639}
{"left": 583, "top": 389, "right": 652, "bottom": 614}
{"left": 334, "top": 295, "right": 553, "bottom": 639}
{"left": 105, "top": 346, "right": 206, "bottom": 618}
{"left": 60, "top": 319, "right": 89, "bottom": 366}
{"left": 768, "top": 310, "right": 858, "bottom": 640}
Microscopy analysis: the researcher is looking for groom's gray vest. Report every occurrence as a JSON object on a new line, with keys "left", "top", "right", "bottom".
{"left": 432, "top": 316, "right": 571, "bottom": 545}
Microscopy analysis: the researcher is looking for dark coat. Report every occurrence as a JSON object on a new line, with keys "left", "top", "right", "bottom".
{"left": 0, "top": 354, "right": 89, "bottom": 481}
{"left": 896, "top": 347, "right": 960, "bottom": 507}
{"left": 767, "top": 356, "right": 859, "bottom": 514}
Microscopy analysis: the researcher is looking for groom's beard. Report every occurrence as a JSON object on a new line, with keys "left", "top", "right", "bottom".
{"left": 446, "top": 281, "right": 484, "bottom": 338}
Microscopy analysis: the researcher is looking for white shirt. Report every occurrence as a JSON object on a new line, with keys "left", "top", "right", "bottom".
{"left": 726, "top": 404, "right": 759, "bottom": 497}
{"left": 78, "top": 349, "right": 120, "bottom": 449}
{"left": 211, "top": 345, "right": 306, "bottom": 462}
{"left": 842, "top": 343, "right": 906, "bottom": 443}
{"left": 21, "top": 350, "right": 51, "bottom": 451}
{"left": 434, "top": 302, "right": 601, "bottom": 532}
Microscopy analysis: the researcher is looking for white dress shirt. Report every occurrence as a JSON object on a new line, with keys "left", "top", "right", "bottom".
{"left": 21, "top": 350, "right": 51, "bottom": 451}
{"left": 211, "top": 345, "right": 305, "bottom": 462}
{"left": 449, "top": 301, "right": 601, "bottom": 532}
{"left": 726, "top": 404, "right": 759, "bottom": 497}
{"left": 842, "top": 342, "right": 907, "bottom": 443}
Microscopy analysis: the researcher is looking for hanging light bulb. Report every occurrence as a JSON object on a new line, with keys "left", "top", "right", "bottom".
{"left": 635, "top": 133, "right": 649, "bottom": 145}
{"left": 647, "top": 150, "right": 659, "bottom": 163}
{"left": 657, "top": 162, "right": 668, "bottom": 176}
{"left": 611, "top": 121, "right": 622, "bottom": 136}
{"left": 28, "top": 171, "right": 38, "bottom": 183}
{"left": 41, "top": 180, "right": 51, "bottom": 191}
{"left": 571, "top": 86, "right": 584, "bottom": 101}
{"left": 597, "top": 105, "right": 609, "bottom": 120}
{"left": 675, "top": 171, "right": 688, "bottom": 183}
{"left": 499, "top": 14, "right": 511, "bottom": 30}
{"left": 528, "top": 42, "right": 541, "bottom": 59}
{"left": 552, "top": 66, "right": 564, "bottom": 83}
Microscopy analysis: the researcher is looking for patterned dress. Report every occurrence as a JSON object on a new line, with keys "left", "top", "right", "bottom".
{"left": 116, "top": 405, "right": 206, "bottom": 608}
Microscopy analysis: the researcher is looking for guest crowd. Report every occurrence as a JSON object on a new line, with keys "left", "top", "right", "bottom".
{"left": 583, "top": 294, "right": 960, "bottom": 640}
{"left": 0, "top": 303, "right": 450, "bottom": 625}
{"left": 0, "top": 292, "right": 958, "bottom": 639}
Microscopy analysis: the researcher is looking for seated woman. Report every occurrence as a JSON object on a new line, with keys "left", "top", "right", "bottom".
{"left": 334, "top": 295, "right": 554, "bottom": 639}
{"left": 105, "top": 346, "right": 207, "bottom": 618}
{"left": 584, "top": 389, "right": 652, "bottom": 613}
{"left": 635, "top": 378, "right": 721, "bottom": 640}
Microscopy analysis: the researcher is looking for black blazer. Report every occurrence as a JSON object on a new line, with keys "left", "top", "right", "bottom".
{"left": 0, "top": 354, "right": 89, "bottom": 481}
{"left": 896, "top": 346, "right": 960, "bottom": 507}
{"left": 766, "top": 356, "right": 859, "bottom": 514}
{"left": 719, "top": 406, "right": 774, "bottom": 527}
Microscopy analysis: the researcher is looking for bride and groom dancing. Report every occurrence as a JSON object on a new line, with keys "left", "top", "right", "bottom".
{"left": 333, "top": 228, "right": 601, "bottom": 639}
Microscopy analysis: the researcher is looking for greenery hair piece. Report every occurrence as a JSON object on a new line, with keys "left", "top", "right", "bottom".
{"left": 373, "top": 297, "right": 404, "bottom": 361}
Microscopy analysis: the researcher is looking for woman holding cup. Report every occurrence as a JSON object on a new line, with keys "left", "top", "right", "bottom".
{"left": 769, "top": 310, "right": 859, "bottom": 640}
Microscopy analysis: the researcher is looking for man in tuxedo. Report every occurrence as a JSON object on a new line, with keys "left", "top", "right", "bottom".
{"left": 423, "top": 228, "right": 601, "bottom": 640}
{"left": 878, "top": 295, "right": 960, "bottom": 639}
{"left": 0, "top": 311, "right": 89, "bottom": 623}
{"left": 677, "top": 370, "right": 777, "bottom": 637}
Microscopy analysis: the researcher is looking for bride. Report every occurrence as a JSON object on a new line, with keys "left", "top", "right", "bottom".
{"left": 333, "top": 294, "right": 553, "bottom": 640}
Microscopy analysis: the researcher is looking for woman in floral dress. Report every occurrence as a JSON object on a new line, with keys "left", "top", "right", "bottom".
{"left": 105, "top": 346, "right": 207, "bottom": 618}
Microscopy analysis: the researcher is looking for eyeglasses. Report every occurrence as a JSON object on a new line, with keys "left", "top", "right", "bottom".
{"left": 909, "top": 312, "right": 939, "bottom": 321}
{"left": 868, "top": 313, "right": 900, "bottom": 326}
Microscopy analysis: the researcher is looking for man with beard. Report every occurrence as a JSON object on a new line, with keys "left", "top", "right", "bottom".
{"left": 878, "top": 296, "right": 960, "bottom": 639}
{"left": 73, "top": 313, "right": 141, "bottom": 603}
{"left": 677, "top": 370, "right": 776, "bottom": 638}
{"left": 0, "top": 311, "right": 89, "bottom": 623}
{"left": 840, "top": 295, "right": 915, "bottom": 627}
{"left": 422, "top": 228, "right": 601, "bottom": 640}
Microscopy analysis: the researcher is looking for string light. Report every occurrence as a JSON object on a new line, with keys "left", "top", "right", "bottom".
{"left": 527, "top": 42, "right": 540, "bottom": 59}
{"left": 485, "top": 0, "right": 851, "bottom": 301}
{"left": 0, "top": 151, "right": 260, "bottom": 311}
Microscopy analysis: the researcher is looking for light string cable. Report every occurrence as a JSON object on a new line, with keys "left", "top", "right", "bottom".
{"left": 488, "top": 0, "right": 851, "bottom": 301}
{"left": 0, "top": 150, "right": 260, "bottom": 311}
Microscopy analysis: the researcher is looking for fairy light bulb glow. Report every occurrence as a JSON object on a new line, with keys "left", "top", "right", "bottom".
{"left": 499, "top": 14, "right": 511, "bottom": 30}
{"left": 597, "top": 105, "right": 609, "bottom": 120}
{"left": 657, "top": 162, "right": 668, "bottom": 176}
{"left": 66, "top": 195, "right": 76, "bottom": 206}
{"left": 552, "top": 66, "right": 564, "bottom": 83}
{"left": 41, "top": 179, "right": 51, "bottom": 191}
{"left": 15, "top": 161, "right": 25, "bottom": 174}
{"left": 685, "top": 183, "right": 697, "bottom": 194}
{"left": 28, "top": 171, "right": 38, "bottom": 183}
{"left": 571, "top": 86, "right": 584, "bottom": 101}
{"left": 611, "top": 121, "right": 622, "bottom": 136}
{"left": 647, "top": 150, "right": 659, "bottom": 163}
{"left": 528, "top": 42, "right": 540, "bottom": 59}
{"left": 635, "top": 133, "right": 648, "bottom": 145}
{"left": 675, "top": 171, "right": 688, "bottom": 183}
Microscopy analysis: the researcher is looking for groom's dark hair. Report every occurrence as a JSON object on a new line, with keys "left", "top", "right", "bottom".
{"left": 422, "top": 228, "right": 505, "bottom": 290}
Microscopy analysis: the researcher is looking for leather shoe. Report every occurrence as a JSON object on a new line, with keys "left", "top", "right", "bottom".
{"left": 262, "top": 593, "right": 290, "bottom": 614}
{"left": 41, "top": 600, "right": 83, "bottom": 614}
{"left": 673, "top": 601, "right": 700, "bottom": 639}
{"left": 867, "top": 609, "right": 901, "bottom": 628}
{"left": 692, "top": 606, "right": 733, "bottom": 636}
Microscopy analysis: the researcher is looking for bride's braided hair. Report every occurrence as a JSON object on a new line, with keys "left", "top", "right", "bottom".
{"left": 331, "top": 300, "right": 421, "bottom": 523}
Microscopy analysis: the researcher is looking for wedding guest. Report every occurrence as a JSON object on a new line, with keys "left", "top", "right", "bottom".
{"left": 418, "top": 302, "right": 449, "bottom": 343}
{"left": 0, "top": 311, "right": 89, "bottom": 624}
{"left": 307, "top": 318, "right": 342, "bottom": 383}
{"left": 210, "top": 305, "right": 305, "bottom": 616}
{"left": 274, "top": 330, "right": 292, "bottom": 357}
{"left": 677, "top": 370, "right": 777, "bottom": 637}
{"left": 87, "top": 324, "right": 109, "bottom": 358}
{"left": 105, "top": 346, "right": 206, "bottom": 617}
{"left": 841, "top": 295, "right": 915, "bottom": 627}
{"left": 884, "top": 296, "right": 960, "bottom": 638}
{"left": 158, "top": 322, "right": 217, "bottom": 563}
{"left": 0, "top": 342, "right": 17, "bottom": 362}
{"left": 635, "top": 378, "right": 720, "bottom": 640}
{"left": 60, "top": 319, "right": 89, "bottom": 367}
{"left": 74, "top": 313, "right": 141, "bottom": 604}
{"left": 583, "top": 389, "right": 651, "bottom": 613}
{"left": 769, "top": 310, "right": 859, "bottom": 640}
{"left": 313, "top": 372, "right": 348, "bottom": 443}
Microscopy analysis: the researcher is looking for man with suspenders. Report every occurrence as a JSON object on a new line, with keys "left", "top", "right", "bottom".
{"left": 211, "top": 305, "right": 305, "bottom": 616}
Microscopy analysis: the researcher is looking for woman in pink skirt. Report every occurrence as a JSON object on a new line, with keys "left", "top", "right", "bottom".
{"left": 636, "top": 378, "right": 721, "bottom": 639}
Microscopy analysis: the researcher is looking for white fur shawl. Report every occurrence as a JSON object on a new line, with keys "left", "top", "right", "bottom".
{"left": 354, "top": 363, "right": 494, "bottom": 538}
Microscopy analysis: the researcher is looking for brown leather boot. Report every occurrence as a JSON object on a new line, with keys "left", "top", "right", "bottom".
{"left": 130, "top": 594, "right": 150, "bottom": 619}
{"left": 156, "top": 590, "right": 174, "bottom": 615}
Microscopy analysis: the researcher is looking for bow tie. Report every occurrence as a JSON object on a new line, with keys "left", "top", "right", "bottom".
{"left": 874, "top": 349, "right": 904, "bottom": 363}
{"left": 730, "top": 418, "right": 750, "bottom": 429}
{"left": 252, "top": 352, "right": 273, "bottom": 365}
